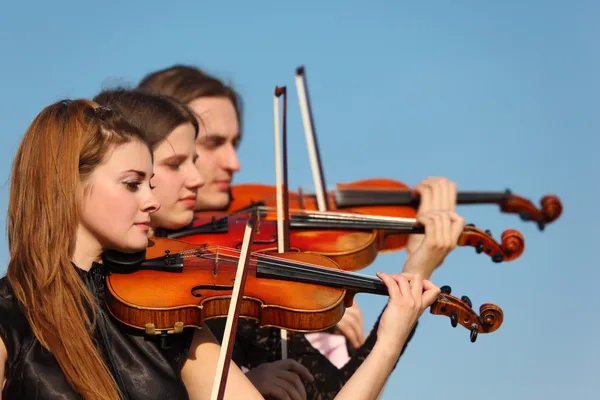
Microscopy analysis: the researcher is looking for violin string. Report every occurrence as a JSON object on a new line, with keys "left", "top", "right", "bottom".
{"left": 191, "top": 252, "right": 457, "bottom": 309}
{"left": 176, "top": 250, "right": 456, "bottom": 311}
{"left": 336, "top": 189, "right": 508, "bottom": 202}
{"left": 186, "top": 254, "right": 382, "bottom": 290}
{"left": 167, "top": 245, "right": 378, "bottom": 284}
{"left": 337, "top": 190, "right": 407, "bottom": 197}
{"left": 256, "top": 206, "right": 417, "bottom": 224}
{"left": 253, "top": 207, "right": 497, "bottom": 240}
{"left": 252, "top": 207, "right": 419, "bottom": 232}
{"left": 170, "top": 246, "right": 383, "bottom": 288}
{"left": 176, "top": 245, "right": 375, "bottom": 277}
{"left": 162, "top": 222, "right": 497, "bottom": 266}
{"left": 168, "top": 245, "right": 397, "bottom": 286}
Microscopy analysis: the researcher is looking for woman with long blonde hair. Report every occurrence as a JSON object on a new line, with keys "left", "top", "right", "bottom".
{"left": 0, "top": 95, "right": 448, "bottom": 399}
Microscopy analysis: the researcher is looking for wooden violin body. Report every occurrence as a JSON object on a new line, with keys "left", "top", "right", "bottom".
{"left": 105, "top": 241, "right": 348, "bottom": 333}
{"left": 101, "top": 237, "right": 504, "bottom": 342}
{"left": 178, "top": 214, "right": 381, "bottom": 272}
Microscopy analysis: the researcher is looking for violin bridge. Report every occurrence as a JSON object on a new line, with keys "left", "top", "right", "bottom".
{"left": 213, "top": 249, "right": 219, "bottom": 276}
{"left": 298, "top": 186, "right": 305, "bottom": 209}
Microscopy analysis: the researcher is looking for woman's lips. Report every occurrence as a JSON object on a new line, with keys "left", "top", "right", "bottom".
{"left": 179, "top": 197, "right": 197, "bottom": 208}
{"left": 134, "top": 222, "right": 150, "bottom": 231}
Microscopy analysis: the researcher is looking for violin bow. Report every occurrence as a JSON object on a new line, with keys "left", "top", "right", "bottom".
{"left": 209, "top": 210, "right": 258, "bottom": 400}
{"left": 274, "top": 85, "right": 291, "bottom": 359}
{"left": 295, "top": 66, "right": 329, "bottom": 212}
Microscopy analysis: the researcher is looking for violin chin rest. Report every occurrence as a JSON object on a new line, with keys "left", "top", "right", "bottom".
{"left": 102, "top": 248, "right": 147, "bottom": 273}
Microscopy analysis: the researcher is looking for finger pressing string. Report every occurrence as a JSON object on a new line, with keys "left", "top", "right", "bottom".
{"left": 417, "top": 183, "right": 432, "bottom": 214}
{"left": 421, "top": 279, "right": 438, "bottom": 291}
{"left": 448, "top": 211, "right": 465, "bottom": 243}
{"left": 421, "top": 284, "right": 442, "bottom": 308}
{"left": 377, "top": 272, "right": 400, "bottom": 300}
{"left": 433, "top": 180, "right": 444, "bottom": 211}
{"left": 396, "top": 275, "right": 411, "bottom": 298}
{"left": 408, "top": 274, "right": 423, "bottom": 301}
{"left": 432, "top": 213, "right": 444, "bottom": 247}
{"left": 448, "top": 180, "right": 457, "bottom": 211}
{"left": 440, "top": 213, "right": 451, "bottom": 248}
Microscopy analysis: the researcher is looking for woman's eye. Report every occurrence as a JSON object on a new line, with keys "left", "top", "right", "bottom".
{"left": 125, "top": 181, "right": 141, "bottom": 191}
{"left": 168, "top": 163, "right": 181, "bottom": 170}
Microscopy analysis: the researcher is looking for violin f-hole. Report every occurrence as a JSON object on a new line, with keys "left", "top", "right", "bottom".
{"left": 191, "top": 285, "right": 235, "bottom": 297}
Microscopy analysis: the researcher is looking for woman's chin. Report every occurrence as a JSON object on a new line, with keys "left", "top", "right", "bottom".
{"left": 154, "top": 216, "right": 192, "bottom": 232}
{"left": 105, "top": 238, "right": 149, "bottom": 254}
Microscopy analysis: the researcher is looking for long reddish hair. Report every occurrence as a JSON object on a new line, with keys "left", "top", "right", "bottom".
{"left": 6, "top": 99, "right": 148, "bottom": 399}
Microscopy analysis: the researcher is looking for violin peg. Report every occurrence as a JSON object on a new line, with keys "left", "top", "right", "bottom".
{"left": 450, "top": 312, "right": 458, "bottom": 328}
{"left": 475, "top": 241, "right": 484, "bottom": 254}
{"left": 485, "top": 229, "right": 492, "bottom": 236}
{"left": 440, "top": 285, "right": 452, "bottom": 294}
{"left": 466, "top": 223, "right": 476, "bottom": 227}
{"left": 470, "top": 324, "right": 479, "bottom": 343}
{"left": 461, "top": 295, "right": 472, "bottom": 308}
{"left": 519, "top": 211, "right": 532, "bottom": 221}
{"left": 492, "top": 253, "right": 504, "bottom": 263}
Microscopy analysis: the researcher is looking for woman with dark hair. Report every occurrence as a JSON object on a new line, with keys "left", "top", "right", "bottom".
{"left": 139, "top": 66, "right": 242, "bottom": 211}
{"left": 93, "top": 89, "right": 205, "bottom": 232}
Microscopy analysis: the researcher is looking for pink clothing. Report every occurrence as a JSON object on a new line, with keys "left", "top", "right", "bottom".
{"left": 241, "top": 333, "right": 350, "bottom": 374}
{"left": 304, "top": 332, "right": 350, "bottom": 369}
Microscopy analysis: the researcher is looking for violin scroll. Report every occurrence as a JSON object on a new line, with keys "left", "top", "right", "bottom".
{"left": 460, "top": 224, "right": 525, "bottom": 263}
{"left": 500, "top": 190, "right": 563, "bottom": 231}
{"left": 430, "top": 285, "right": 504, "bottom": 343}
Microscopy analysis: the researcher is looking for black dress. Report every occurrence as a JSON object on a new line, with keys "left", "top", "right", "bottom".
{"left": 0, "top": 263, "right": 194, "bottom": 399}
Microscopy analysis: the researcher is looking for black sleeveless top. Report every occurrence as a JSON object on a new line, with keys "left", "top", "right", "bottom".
{"left": 0, "top": 263, "right": 194, "bottom": 399}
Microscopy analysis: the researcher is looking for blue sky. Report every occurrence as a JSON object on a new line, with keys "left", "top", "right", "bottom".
{"left": 0, "top": 1, "right": 597, "bottom": 398}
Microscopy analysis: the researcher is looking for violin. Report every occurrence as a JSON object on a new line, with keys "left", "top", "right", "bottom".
{"left": 206, "top": 180, "right": 563, "bottom": 232}
{"left": 101, "top": 237, "right": 503, "bottom": 343}
{"left": 202, "top": 66, "right": 562, "bottom": 253}
{"left": 160, "top": 210, "right": 524, "bottom": 271}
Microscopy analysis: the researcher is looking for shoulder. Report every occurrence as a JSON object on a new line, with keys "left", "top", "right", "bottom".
{"left": 0, "top": 276, "right": 20, "bottom": 315}
{"left": 0, "top": 276, "right": 26, "bottom": 318}
{"left": 0, "top": 276, "right": 32, "bottom": 368}
{"left": 0, "top": 276, "right": 12, "bottom": 299}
